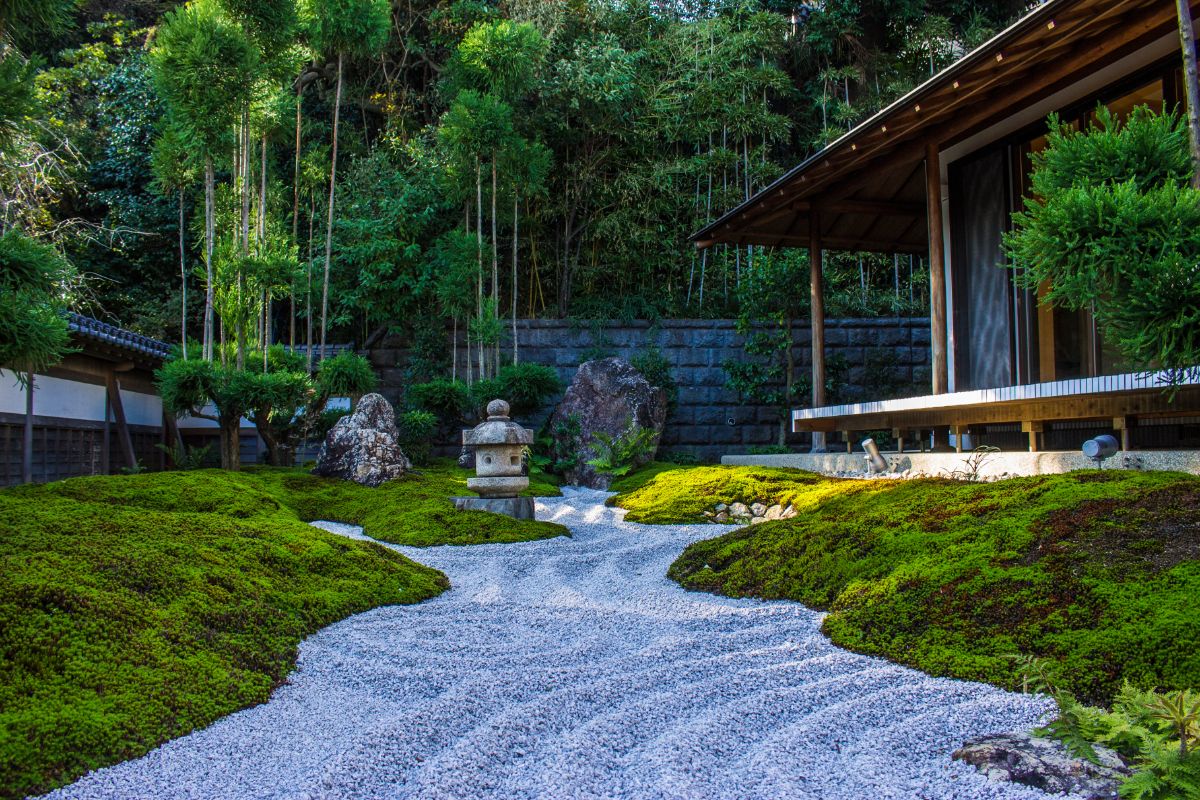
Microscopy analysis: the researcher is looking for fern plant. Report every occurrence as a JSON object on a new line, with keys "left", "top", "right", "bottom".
{"left": 1012, "top": 653, "right": 1200, "bottom": 798}
{"left": 586, "top": 425, "right": 659, "bottom": 478}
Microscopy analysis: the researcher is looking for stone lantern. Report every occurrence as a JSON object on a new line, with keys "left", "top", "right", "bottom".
{"left": 453, "top": 399, "right": 536, "bottom": 519}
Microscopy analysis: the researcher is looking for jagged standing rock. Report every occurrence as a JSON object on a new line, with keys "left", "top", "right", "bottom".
{"left": 549, "top": 357, "right": 668, "bottom": 489}
{"left": 313, "top": 393, "right": 411, "bottom": 487}
{"left": 953, "top": 732, "right": 1129, "bottom": 799}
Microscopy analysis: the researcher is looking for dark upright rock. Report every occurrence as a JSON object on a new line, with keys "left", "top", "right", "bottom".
{"left": 549, "top": 357, "right": 667, "bottom": 488}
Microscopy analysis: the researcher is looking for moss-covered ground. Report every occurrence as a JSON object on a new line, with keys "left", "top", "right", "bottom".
{"left": 613, "top": 464, "right": 1200, "bottom": 707}
{"left": 0, "top": 462, "right": 564, "bottom": 798}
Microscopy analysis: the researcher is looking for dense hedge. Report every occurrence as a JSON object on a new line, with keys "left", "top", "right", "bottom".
{"left": 613, "top": 465, "right": 1200, "bottom": 706}
{"left": 0, "top": 462, "right": 564, "bottom": 798}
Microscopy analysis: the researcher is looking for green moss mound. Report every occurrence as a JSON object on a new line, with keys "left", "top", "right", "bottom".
{"left": 0, "top": 463, "right": 563, "bottom": 798}
{"left": 622, "top": 465, "right": 1200, "bottom": 706}
{"left": 609, "top": 463, "right": 832, "bottom": 523}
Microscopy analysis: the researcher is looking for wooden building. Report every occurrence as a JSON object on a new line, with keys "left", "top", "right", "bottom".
{"left": 0, "top": 314, "right": 176, "bottom": 485}
{"left": 693, "top": 0, "right": 1200, "bottom": 452}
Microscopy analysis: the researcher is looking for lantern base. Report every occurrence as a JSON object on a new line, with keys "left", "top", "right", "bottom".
{"left": 453, "top": 496, "right": 536, "bottom": 521}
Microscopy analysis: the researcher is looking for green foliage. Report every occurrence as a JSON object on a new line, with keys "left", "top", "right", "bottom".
{"left": 0, "top": 230, "right": 73, "bottom": 383}
{"left": 396, "top": 409, "right": 437, "bottom": 466}
{"left": 0, "top": 56, "right": 40, "bottom": 157}
{"left": 407, "top": 377, "right": 471, "bottom": 425}
{"left": 316, "top": 351, "right": 376, "bottom": 400}
{"left": 445, "top": 19, "right": 547, "bottom": 101}
{"left": 0, "top": 468, "right": 448, "bottom": 798}
{"left": 1005, "top": 106, "right": 1200, "bottom": 385}
{"left": 586, "top": 424, "right": 660, "bottom": 479}
{"left": 149, "top": 0, "right": 258, "bottom": 156}
{"left": 536, "top": 412, "right": 582, "bottom": 476}
{"left": 630, "top": 345, "right": 677, "bottom": 411}
{"left": 494, "top": 362, "right": 561, "bottom": 416}
{"left": 1010, "top": 659, "right": 1200, "bottom": 799}
{"left": 155, "top": 441, "right": 214, "bottom": 470}
{"left": 613, "top": 465, "right": 1200, "bottom": 706}
{"left": 301, "top": 0, "right": 391, "bottom": 59}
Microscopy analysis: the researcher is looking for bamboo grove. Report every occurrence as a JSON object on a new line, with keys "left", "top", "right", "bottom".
{"left": 2, "top": 0, "right": 1028, "bottom": 375}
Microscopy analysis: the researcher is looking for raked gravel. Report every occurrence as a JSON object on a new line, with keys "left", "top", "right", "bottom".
{"left": 45, "top": 488, "right": 1071, "bottom": 800}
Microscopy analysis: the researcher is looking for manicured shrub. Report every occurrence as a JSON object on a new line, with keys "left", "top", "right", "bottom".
{"left": 496, "top": 362, "right": 561, "bottom": 416}
{"left": 317, "top": 351, "right": 377, "bottom": 402}
{"left": 614, "top": 465, "right": 1200, "bottom": 706}
{"left": 407, "top": 377, "right": 470, "bottom": 425}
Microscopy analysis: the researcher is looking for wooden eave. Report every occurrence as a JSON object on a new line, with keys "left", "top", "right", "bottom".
{"left": 692, "top": 0, "right": 1196, "bottom": 253}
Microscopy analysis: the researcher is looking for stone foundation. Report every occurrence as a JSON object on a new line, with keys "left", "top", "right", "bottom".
{"left": 721, "top": 449, "right": 1200, "bottom": 478}
{"left": 453, "top": 496, "right": 537, "bottom": 520}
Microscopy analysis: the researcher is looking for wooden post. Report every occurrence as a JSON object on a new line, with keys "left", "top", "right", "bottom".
{"left": 102, "top": 387, "right": 111, "bottom": 474}
{"left": 106, "top": 372, "right": 137, "bottom": 470}
{"left": 842, "top": 431, "right": 854, "bottom": 454}
{"left": 953, "top": 424, "right": 968, "bottom": 453}
{"left": 1113, "top": 416, "right": 1134, "bottom": 451}
{"left": 810, "top": 209, "right": 827, "bottom": 453}
{"left": 1022, "top": 420, "right": 1044, "bottom": 453}
{"left": 1177, "top": 0, "right": 1200, "bottom": 188}
{"left": 22, "top": 373, "right": 33, "bottom": 484}
{"left": 893, "top": 428, "right": 904, "bottom": 454}
{"left": 925, "top": 142, "right": 949, "bottom": 395}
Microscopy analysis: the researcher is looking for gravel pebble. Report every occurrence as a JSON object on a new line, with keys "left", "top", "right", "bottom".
{"left": 45, "top": 488, "right": 1069, "bottom": 800}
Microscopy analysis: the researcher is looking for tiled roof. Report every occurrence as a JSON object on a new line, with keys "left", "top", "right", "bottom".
{"left": 67, "top": 313, "right": 173, "bottom": 361}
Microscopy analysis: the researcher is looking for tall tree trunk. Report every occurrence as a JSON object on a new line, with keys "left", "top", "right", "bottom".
{"left": 306, "top": 194, "right": 315, "bottom": 374}
{"left": 511, "top": 193, "right": 519, "bottom": 364}
{"left": 476, "top": 158, "right": 484, "bottom": 380}
{"left": 1179, "top": 0, "right": 1200, "bottom": 187}
{"left": 491, "top": 154, "right": 499, "bottom": 375}
{"left": 321, "top": 51, "right": 344, "bottom": 363}
{"left": 291, "top": 83, "right": 303, "bottom": 348}
{"left": 451, "top": 315, "right": 457, "bottom": 382}
{"left": 220, "top": 413, "right": 241, "bottom": 471}
{"left": 204, "top": 156, "right": 215, "bottom": 362}
{"left": 237, "top": 110, "right": 250, "bottom": 371}
{"left": 260, "top": 134, "right": 269, "bottom": 371}
{"left": 179, "top": 188, "right": 187, "bottom": 358}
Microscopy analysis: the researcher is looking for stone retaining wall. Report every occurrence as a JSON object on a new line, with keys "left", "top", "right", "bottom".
{"left": 370, "top": 317, "right": 931, "bottom": 461}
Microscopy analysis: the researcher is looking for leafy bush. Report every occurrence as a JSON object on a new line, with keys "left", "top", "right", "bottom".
{"left": 397, "top": 410, "right": 437, "bottom": 466}
{"left": 614, "top": 465, "right": 1200, "bottom": 706}
{"left": 317, "top": 351, "right": 377, "bottom": 401}
{"left": 407, "top": 378, "right": 471, "bottom": 425}
{"left": 1004, "top": 106, "right": 1200, "bottom": 386}
{"left": 468, "top": 376, "right": 505, "bottom": 417}
{"left": 0, "top": 230, "right": 73, "bottom": 383}
{"left": 497, "top": 362, "right": 561, "bottom": 416}
{"left": 630, "top": 345, "right": 677, "bottom": 411}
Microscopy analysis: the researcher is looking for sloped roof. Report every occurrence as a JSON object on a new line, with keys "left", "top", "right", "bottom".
{"left": 692, "top": 0, "right": 1194, "bottom": 253}
{"left": 67, "top": 313, "right": 172, "bottom": 362}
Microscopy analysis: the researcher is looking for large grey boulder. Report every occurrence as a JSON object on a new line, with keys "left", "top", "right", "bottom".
{"left": 549, "top": 357, "right": 667, "bottom": 488}
{"left": 313, "top": 393, "right": 411, "bottom": 487}
{"left": 953, "top": 732, "right": 1129, "bottom": 799}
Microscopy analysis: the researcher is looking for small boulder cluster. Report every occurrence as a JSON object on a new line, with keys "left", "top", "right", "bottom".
{"left": 703, "top": 501, "right": 798, "bottom": 525}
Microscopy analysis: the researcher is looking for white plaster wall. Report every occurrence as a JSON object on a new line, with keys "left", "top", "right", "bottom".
{"left": 0, "top": 369, "right": 162, "bottom": 426}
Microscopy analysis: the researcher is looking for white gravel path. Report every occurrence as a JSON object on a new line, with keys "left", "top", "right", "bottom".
{"left": 45, "top": 488, "right": 1067, "bottom": 800}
